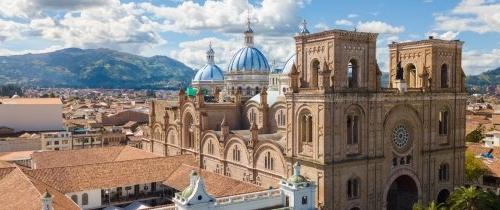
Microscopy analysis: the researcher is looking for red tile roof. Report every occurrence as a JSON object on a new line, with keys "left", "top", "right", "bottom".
{"left": 31, "top": 145, "right": 161, "bottom": 169}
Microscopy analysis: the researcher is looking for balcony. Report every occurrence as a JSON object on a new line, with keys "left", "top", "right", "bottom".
{"left": 96, "top": 191, "right": 173, "bottom": 209}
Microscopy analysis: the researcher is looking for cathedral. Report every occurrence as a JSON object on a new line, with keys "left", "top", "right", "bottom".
{"left": 144, "top": 20, "right": 467, "bottom": 210}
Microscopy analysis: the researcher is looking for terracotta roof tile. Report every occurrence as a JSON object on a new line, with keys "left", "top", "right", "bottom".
{"left": 31, "top": 146, "right": 161, "bottom": 169}
{"left": 466, "top": 143, "right": 500, "bottom": 177}
{"left": 0, "top": 167, "right": 79, "bottom": 210}
{"left": 163, "top": 164, "right": 264, "bottom": 197}
{"left": 24, "top": 155, "right": 197, "bottom": 193}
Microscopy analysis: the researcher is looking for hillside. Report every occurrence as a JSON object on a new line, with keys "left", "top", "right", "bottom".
{"left": 466, "top": 67, "right": 500, "bottom": 92}
{"left": 0, "top": 48, "right": 195, "bottom": 89}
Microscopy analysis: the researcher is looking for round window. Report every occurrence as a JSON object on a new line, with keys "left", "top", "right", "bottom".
{"left": 392, "top": 124, "right": 410, "bottom": 150}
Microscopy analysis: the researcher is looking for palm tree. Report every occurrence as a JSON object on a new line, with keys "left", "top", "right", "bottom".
{"left": 447, "top": 186, "right": 500, "bottom": 210}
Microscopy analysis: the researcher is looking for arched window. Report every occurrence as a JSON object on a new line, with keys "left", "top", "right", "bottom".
{"left": 255, "top": 86, "right": 260, "bottom": 95}
{"left": 439, "top": 110, "right": 449, "bottom": 136}
{"left": 208, "top": 140, "right": 214, "bottom": 155}
{"left": 439, "top": 163, "right": 449, "bottom": 181}
{"left": 347, "top": 115, "right": 359, "bottom": 145}
{"left": 264, "top": 151, "right": 274, "bottom": 170}
{"left": 246, "top": 87, "right": 251, "bottom": 96}
{"left": 441, "top": 64, "right": 449, "bottom": 88}
{"left": 347, "top": 59, "right": 359, "bottom": 88}
{"left": 184, "top": 113, "right": 194, "bottom": 149}
{"left": 232, "top": 145, "right": 241, "bottom": 162}
{"left": 82, "top": 193, "right": 89, "bottom": 205}
{"left": 238, "top": 86, "right": 242, "bottom": 94}
{"left": 249, "top": 109, "right": 257, "bottom": 123}
{"left": 302, "top": 196, "right": 308, "bottom": 205}
{"left": 405, "top": 63, "right": 417, "bottom": 88}
{"left": 231, "top": 87, "right": 235, "bottom": 94}
{"left": 277, "top": 109, "right": 286, "bottom": 127}
{"left": 299, "top": 111, "right": 313, "bottom": 143}
{"left": 347, "top": 177, "right": 360, "bottom": 199}
{"left": 71, "top": 195, "right": 78, "bottom": 204}
{"left": 311, "top": 59, "right": 320, "bottom": 88}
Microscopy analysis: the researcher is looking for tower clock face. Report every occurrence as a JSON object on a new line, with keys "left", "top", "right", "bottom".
{"left": 392, "top": 124, "right": 410, "bottom": 149}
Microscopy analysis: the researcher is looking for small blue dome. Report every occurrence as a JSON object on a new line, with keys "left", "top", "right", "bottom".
{"left": 192, "top": 64, "right": 224, "bottom": 82}
{"left": 281, "top": 54, "right": 296, "bottom": 75}
{"left": 228, "top": 47, "right": 270, "bottom": 73}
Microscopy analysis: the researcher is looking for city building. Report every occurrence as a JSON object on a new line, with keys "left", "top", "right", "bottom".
{"left": 483, "top": 130, "right": 500, "bottom": 147}
{"left": 144, "top": 20, "right": 467, "bottom": 209}
{"left": 0, "top": 98, "right": 64, "bottom": 133}
{"left": 466, "top": 143, "right": 500, "bottom": 195}
{"left": 41, "top": 131, "right": 72, "bottom": 151}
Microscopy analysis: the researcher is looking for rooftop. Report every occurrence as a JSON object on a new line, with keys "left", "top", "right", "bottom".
{"left": 31, "top": 146, "right": 161, "bottom": 169}
{"left": 0, "top": 98, "right": 62, "bottom": 105}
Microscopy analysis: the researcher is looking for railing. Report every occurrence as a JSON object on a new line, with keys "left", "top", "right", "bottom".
{"left": 102, "top": 191, "right": 164, "bottom": 206}
{"left": 215, "top": 189, "right": 281, "bottom": 206}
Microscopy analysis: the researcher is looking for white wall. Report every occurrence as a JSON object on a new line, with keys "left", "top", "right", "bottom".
{"left": 66, "top": 189, "right": 101, "bottom": 210}
{"left": 0, "top": 104, "right": 63, "bottom": 132}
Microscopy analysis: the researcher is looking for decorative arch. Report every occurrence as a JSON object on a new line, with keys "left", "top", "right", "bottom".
{"left": 404, "top": 63, "right": 417, "bottom": 88}
{"left": 166, "top": 127, "right": 178, "bottom": 145}
{"left": 223, "top": 137, "right": 250, "bottom": 165}
{"left": 254, "top": 143, "right": 286, "bottom": 174}
{"left": 244, "top": 105, "right": 260, "bottom": 128}
{"left": 310, "top": 58, "right": 320, "bottom": 88}
{"left": 344, "top": 104, "right": 365, "bottom": 155}
{"left": 152, "top": 123, "right": 163, "bottom": 141}
{"left": 347, "top": 58, "right": 359, "bottom": 88}
{"left": 296, "top": 106, "right": 314, "bottom": 154}
{"left": 382, "top": 168, "right": 422, "bottom": 209}
{"left": 201, "top": 133, "right": 221, "bottom": 157}
{"left": 440, "top": 63, "right": 449, "bottom": 88}
{"left": 182, "top": 111, "right": 195, "bottom": 149}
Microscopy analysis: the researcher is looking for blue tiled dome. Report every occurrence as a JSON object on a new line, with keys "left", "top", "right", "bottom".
{"left": 192, "top": 64, "right": 224, "bottom": 82}
{"left": 281, "top": 54, "right": 296, "bottom": 75}
{"left": 228, "top": 47, "right": 270, "bottom": 73}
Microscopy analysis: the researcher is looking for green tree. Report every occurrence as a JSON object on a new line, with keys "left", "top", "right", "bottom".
{"left": 447, "top": 186, "right": 500, "bottom": 210}
{"left": 466, "top": 124, "right": 485, "bottom": 143}
{"left": 465, "top": 152, "right": 489, "bottom": 183}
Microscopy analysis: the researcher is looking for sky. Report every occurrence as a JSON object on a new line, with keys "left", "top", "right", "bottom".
{"left": 0, "top": 0, "right": 499, "bottom": 75}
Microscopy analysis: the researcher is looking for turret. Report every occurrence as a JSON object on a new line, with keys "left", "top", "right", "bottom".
{"left": 41, "top": 191, "right": 53, "bottom": 210}
{"left": 290, "top": 63, "right": 299, "bottom": 93}
{"left": 250, "top": 119, "right": 258, "bottom": 148}
{"left": 280, "top": 162, "right": 316, "bottom": 210}
{"left": 221, "top": 115, "right": 230, "bottom": 141}
{"left": 174, "top": 170, "right": 215, "bottom": 210}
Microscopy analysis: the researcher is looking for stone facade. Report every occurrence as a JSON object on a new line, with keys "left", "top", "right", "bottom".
{"left": 144, "top": 30, "right": 466, "bottom": 210}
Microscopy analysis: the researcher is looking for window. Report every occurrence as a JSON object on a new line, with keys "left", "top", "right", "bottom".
{"left": 184, "top": 114, "right": 194, "bottom": 148}
{"left": 249, "top": 109, "right": 257, "bottom": 123}
{"left": 71, "top": 195, "right": 78, "bottom": 204}
{"left": 82, "top": 193, "right": 88, "bottom": 205}
{"left": 302, "top": 196, "right": 308, "bottom": 205}
{"left": 441, "top": 64, "right": 449, "bottom": 88}
{"left": 347, "top": 115, "right": 359, "bottom": 145}
{"left": 347, "top": 59, "right": 358, "bottom": 88}
{"left": 255, "top": 86, "right": 260, "bottom": 95}
{"left": 439, "top": 163, "right": 449, "bottom": 181}
{"left": 246, "top": 87, "right": 251, "bottom": 95}
{"left": 232, "top": 145, "right": 241, "bottom": 162}
{"left": 439, "top": 110, "right": 449, "bottom": 135}
{"left": 277, "top": 109, "right": 286, "bottom": 127}
{"left": 54, "top": 141, "right": 59, "bottom": 145}
{"left": 264, "top": 151, "right": 274, "bottom": 170}
{"left": 300, "top": 112, "right": 313, "bottom": 143}
{"left": 311, "top": 59, "right": 320, "bottom": 88}
{"left": 208, "top": 141, "right": 214, "bottom": 155}
{"left": 347, "top": 177, "right": 360, "bottom": 199}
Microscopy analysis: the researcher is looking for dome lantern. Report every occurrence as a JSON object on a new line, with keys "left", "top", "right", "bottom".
{"left": 244, "top": 17, "right": 254, "bottom": 47}
{"left": 206, "top": 42, "right": 215, "bottom": 65}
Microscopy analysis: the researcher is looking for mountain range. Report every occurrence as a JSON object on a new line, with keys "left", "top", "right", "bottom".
{"left": 0, "top": 48, "right": 195, "bottom": 89}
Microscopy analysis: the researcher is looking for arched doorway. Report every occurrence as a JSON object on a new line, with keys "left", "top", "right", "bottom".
{"left": 404, "top": 63, "right": 417, "bottom": 88}
{"left": 436, "top": 189, "right": 450, "bottom": 204}
{"left": 386, "top": 175, "right": 419, "bottom": 210}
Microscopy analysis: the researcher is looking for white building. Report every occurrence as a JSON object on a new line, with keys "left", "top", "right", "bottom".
{"left": 41, "top": 131, "right": 72, "bottom": 151}
{"left": 483, "top": 130, "right": 500, "bottom": 147}
{"left": 0, "top": 98, "right": 64, "bottom": 132}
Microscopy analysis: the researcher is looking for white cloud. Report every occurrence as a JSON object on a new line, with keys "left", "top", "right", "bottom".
{"left": 314, "top": 22, "right": 329, "bottom": 31}
{"left": 0, "top": 0, "right": 112, "bottom": 18}
{"left": 434, "top": 0, "right": 500, "bottom": 33}
{"left": 462, "top": 48, "right": 500, "bottom": 75}
{"left": 347, "top": 14, "right": 358, "bottom": 18}
{"left": 335, "top": 19, "right": 353, "bottom": 26}
{"left": 425, "top": 31, "right": 460, "bottom": 40}
{"left": 356, "top": 21, "right": 405, "bottom": 34}
{"left": 139, "top": 0, "right": 308, "bottom": 36}
{"left": 0, "top": 45, "right": 65, "bottom": 56}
